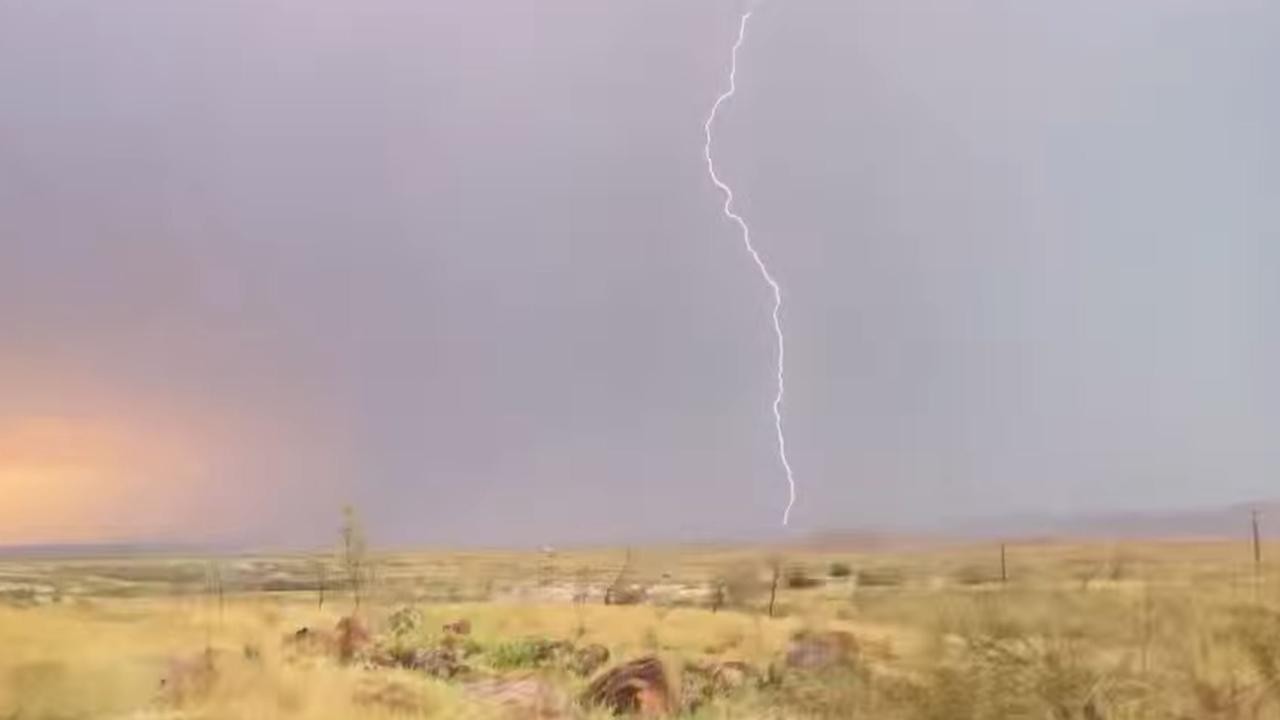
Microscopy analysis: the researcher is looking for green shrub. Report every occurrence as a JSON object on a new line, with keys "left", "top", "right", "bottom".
{"left": 487, "top": 638, "right": 568, "bottom": 670}
{"left": 387, "top": 606, "right": 423, "bottom": 640}
{"left": 488, "top": 640, "right": 546, "bottom": 669}
{"left": 829, "top": 562, "right": 853, "bottom": 578}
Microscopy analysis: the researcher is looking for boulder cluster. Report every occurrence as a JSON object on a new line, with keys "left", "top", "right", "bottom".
{"left": 222, "top": 612, "right": 863, "bottom": 717}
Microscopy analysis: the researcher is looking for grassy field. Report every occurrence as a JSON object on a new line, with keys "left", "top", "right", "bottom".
{"left": 2, "top": 539, "right": 1279, "bottom": 719}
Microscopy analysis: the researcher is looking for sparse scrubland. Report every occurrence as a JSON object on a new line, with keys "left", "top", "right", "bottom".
{"left": 2, "top": 540, "right": 1279, "bottom": 718}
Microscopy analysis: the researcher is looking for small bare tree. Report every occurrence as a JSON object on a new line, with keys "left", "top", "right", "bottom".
{"left": 540, "top": 546, "right": 556, "bottom": 587}
{"left": 340, "top": 504, "right": 368, "bottom": 610}
{"left": 201, "top": 560, "right": 224, "bottom": 654}
{"left": 710, "top": 578, "right": 726, "bottom": 613}
{"left": 573, "top": 566, "right": 591, "bottom": 639}
{"left": 767, "top": 557, "right": 782, "bottom": 618}
{"left": 605, "top": 548, "right": 635, "bottom": 605}
{"left": 316, "top": 560, "right": 327, "bottom": 610}
{"left": 205, "top": 560, "right": 224, "bottom": 623}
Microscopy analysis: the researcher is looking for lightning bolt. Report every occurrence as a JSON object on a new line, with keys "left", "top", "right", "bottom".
{"left": 703, "top": 10, "right": 797, "bottom": 526}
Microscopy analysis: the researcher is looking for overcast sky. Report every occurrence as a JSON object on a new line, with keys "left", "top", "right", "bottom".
{"left": 2, "top": 0, "right": 1277, "bottom": 546}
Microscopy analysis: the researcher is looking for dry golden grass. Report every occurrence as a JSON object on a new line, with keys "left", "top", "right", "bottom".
{"left": 0, "top": 597, "right": 491, "bottom": 719}
{"left": 2, "top": 539, "right": 1279, "bottom": 718}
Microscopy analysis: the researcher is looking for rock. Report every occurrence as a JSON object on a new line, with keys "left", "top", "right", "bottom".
{"left": 284, "top": 620, "right": 372, "bottom": 663}
{"left": 568, "top": 644, "right": 610, "bottom": 677}
{"left": 442, "top": 618, "right": 472, "bottom": 635}
{"left": 407, "top": 647, "right": 467, "bottom": 678}
{"left": 784, "top": 630, "right": 858, "bottom": 671}
{"left": 582, "top": 656, "right": 671, "bottom": 716}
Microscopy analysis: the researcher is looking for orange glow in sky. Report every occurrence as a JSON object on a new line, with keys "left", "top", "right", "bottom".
{"left": 0, "top": 416, "right": 211, "bottom": 545}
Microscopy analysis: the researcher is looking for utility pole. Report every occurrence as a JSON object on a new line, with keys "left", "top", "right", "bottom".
{"left": 1001, "top": 543, "right": 1008, "bottom": 584}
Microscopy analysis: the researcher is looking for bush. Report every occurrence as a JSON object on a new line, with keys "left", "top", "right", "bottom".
{"left": 953, "top": 565, "right": 998, "bottom": 586}
{"left": 720, "top": 562, "right": 768, "bottom": 609}
{"left": 786, "top": 566, "right": 823, "bottom": 589}
{"left": 487, "top": 638, "right": 570, "bottom": 670}
{"left": 829, "top": 562, "right": 853, "bottom": 578}
{"left": 387, "top": 606, "right": 423, "bottom": 640}
{"left": 488, "top": 640, "right": 547, "bottom": 669}
{"left": 856, "top": 567, "right": 904, "bottom": 588}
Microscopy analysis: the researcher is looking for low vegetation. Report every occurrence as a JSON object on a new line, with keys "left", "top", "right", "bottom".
{"left": 2, "top": 539, "right": 1278, "bottom": 718}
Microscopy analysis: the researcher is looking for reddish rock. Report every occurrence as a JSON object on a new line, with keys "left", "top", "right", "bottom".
{"left": 784, "top": 630, "right": 858, "bottom": 671}
{"left": 582, "top": 656, "right": 671, "bottom": 715}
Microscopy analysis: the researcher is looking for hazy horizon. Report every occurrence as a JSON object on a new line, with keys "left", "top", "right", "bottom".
{"left": 3, "top": 0, "right": 1278, "bottom": 547}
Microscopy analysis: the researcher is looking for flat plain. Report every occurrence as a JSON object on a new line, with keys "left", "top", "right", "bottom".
{"left": 2, "top": 539, "right": 1278, "bottom": 719}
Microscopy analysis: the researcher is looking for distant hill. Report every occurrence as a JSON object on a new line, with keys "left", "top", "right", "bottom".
{"left": 0, "top": 541, "right": 224, "bottom": 558}
{"left": 6, "top": 500, "right": 1278, "bottom": 556}
{"left": 792, "top": 529, "right": 946, "bottom": 551}
{"left": 936, "top": 500, "right": 1280, "bottom": 541}
{"left": 799, "top": 500, "right": 1280, "bottom": 548}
